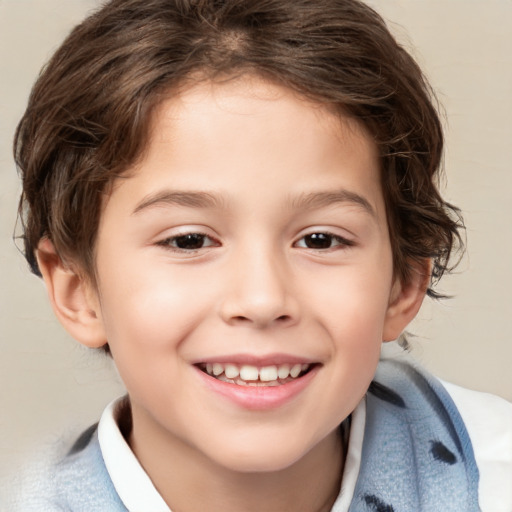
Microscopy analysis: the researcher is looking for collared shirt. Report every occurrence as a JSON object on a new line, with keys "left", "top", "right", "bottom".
{"left": 98, "top": 382, "right": 512, "bottom": 512}
{"left": 98, "top": 398, "right": 365, "bottom": 512}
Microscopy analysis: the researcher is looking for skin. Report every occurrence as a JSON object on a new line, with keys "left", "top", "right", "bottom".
{"left": 38, "top": 77, "right": 427, "bottom": 511}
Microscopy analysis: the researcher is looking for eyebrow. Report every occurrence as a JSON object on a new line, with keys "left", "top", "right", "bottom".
{"left": 132, "top": 188, "right": 375, "bottom": 217}
{"left": 290, "top": 190, "right": 375, "bottom": 217}
{"left": 132, "top": 190, "right": 223, "bottom": 214}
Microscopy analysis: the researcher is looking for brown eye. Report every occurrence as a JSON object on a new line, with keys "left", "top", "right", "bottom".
{"left": 295, "top": 232, "right": 353, "bottom": 250}
{"left": 173, "top": 233, "right": 208, "bottom": 250}
{"left": 158, "top": 232, "right": 219, "bottom": 252}
{"left": 306, "top": 233, "right": 339, "bottom": 249}
{"left": 304, "top": 233, "right": 333, "bottom": 249}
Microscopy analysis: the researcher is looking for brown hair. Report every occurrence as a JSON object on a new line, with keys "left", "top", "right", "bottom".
{"left": 15, "top": 0, "right": 463, "bottom": 297}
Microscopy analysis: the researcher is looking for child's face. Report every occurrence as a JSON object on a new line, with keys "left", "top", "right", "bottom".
{"left": 85, "top": 77, "right": 417, "bottom": 472}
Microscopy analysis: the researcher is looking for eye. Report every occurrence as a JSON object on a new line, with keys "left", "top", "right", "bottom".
{"left": 294, "top": 232, "right": 353, "bottom": 250}
{"left": 157, "top": 232, "right": 219, "bottom": 252}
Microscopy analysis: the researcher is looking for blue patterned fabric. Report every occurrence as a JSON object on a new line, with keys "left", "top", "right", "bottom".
{"left": 50, "top": 427, "right": 129, "bottom": 511}
{"left": 348, "top": 359, "right": 480, "bottom": 511}
{"left": 16, "top": 426, "right": 128, "bottom": 512}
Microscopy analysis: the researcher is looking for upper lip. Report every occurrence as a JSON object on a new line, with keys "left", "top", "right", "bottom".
{"left": 191, "top": 353, "right": 319, "bottom": 367}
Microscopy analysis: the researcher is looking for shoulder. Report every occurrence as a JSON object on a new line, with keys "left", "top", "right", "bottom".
{"left": 11, "top": 425, "right": 128, "bottom": 512}
{"left": 441, "top": 380, "right": 512, "bottom": 511}
{"left": 372, "top": 351, "right": 512, "bottom": 512}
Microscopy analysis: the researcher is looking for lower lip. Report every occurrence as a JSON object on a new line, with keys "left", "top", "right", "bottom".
{"left": 194, "top": 365, "right": 319, "bottom": 411}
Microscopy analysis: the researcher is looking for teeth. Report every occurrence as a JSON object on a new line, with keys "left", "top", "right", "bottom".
{"left": 224, "top": 364, "right": 239, "bottom": 379}
{"left": 277, "top": 364, "right": 290, "bottom": 379}
{"left": 240, "top": 365, "right": 259, "bottom": 381}
{"left": 203, "top": 362, "right": 311, "bottom": 383}
{"left": 212, "top": 363, "right": 224, "bottom": 376}
{"left": 290, "top": 364, "right": 302, "bottom": 378}
{"left": 259, "top": 366, "right": 278, "bottom": 382}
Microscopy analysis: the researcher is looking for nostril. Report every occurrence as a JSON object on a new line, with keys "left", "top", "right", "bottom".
{"left": 229, "top": 314, "right": 292, "bottom": 326}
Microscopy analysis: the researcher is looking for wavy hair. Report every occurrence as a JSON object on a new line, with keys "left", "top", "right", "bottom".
{"left": 15, "top": 0, "right": 463, "bottom": 296}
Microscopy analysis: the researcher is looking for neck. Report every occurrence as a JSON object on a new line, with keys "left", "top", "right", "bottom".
{"left": 127, "top": 403, "right": 345, "bottom": 512}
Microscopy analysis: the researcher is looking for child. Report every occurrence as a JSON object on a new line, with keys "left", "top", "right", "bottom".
{"left": 13, "top": 0, "right": 512, "bottom": 510}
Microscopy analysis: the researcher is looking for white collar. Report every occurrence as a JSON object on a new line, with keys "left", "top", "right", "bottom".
{"left": 98, "top": 396, "right": 365, "bottom": 512}
{"left": 332, "top": 398, "right": 365, "bottom": 511}
{"left": 98, "top": 398, "right": 171, "bottom": 512}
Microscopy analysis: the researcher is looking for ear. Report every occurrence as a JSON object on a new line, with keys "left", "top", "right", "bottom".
{"left": 383, "top": 259, "right": 430, "bottom": 342}
{"left": 36, "top": 238, "right": 107, "bottom": 348}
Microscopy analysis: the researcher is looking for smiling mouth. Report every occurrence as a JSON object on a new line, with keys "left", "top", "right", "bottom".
{"left": 197, "top": 362, "right": 314, "bottom": 387}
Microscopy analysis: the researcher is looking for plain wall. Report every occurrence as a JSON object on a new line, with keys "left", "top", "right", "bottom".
{"left": 1, "top": 0, "right": 511, "bottom": 495}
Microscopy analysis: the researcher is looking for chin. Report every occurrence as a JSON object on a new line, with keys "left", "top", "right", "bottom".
{"left": 204, "top": 434, "right": 319, "bottom": 474}
{"left": 218, "top": 452, "right": 302, "bottom": 474}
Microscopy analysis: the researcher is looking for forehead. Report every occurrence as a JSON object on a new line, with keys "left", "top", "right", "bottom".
{"left": 149, "top": 77, "right": 376, "bottom": 165}
{"left": 106, "top": 77, "right": 384, "bottom": 225}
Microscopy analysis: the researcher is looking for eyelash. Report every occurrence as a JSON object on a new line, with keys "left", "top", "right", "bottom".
{"left": 156, "top": 230, "right": 354, "bottom": 253}
{"left": 293, "top": 232, "right": 355, "bottom": 251}
{"left": 156, "top": 232, "right": 220, "bottom": 253}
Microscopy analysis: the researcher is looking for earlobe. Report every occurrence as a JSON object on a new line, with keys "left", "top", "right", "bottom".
{"left": 383, "top": 259, "right": 430, "bottom": 342}
{"left": 36, "top": 238, "right": 107, "bottom": 349}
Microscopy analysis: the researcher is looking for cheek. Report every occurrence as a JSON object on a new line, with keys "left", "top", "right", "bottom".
{"left": 311, "top": 261, "right": 393, "bottom": 335}
{"left": 95, "top": 272, "right": 201, "bottom": 404}
{"left": 96, "top": 256, "right": 213, "bottom": 353}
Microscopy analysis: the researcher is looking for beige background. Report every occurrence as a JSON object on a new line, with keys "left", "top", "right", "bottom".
{"left": 1, "top": 0, "right": 511, "bottom": 496}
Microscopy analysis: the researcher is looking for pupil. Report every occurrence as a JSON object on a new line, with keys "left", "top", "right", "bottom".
{"left": 176, "top": 234, "right": 204, "bottom": 250}
{"left": 305, "top": 233, "right": 332, "bottom": 249}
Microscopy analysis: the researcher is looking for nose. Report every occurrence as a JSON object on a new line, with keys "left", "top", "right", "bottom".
{"left": 219, "top": 245, "right": 299, "bottom": 329}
